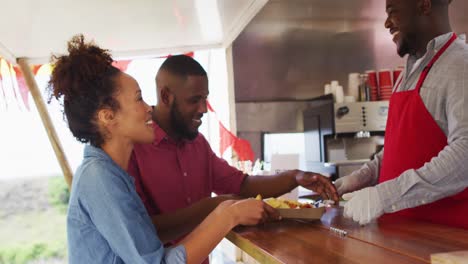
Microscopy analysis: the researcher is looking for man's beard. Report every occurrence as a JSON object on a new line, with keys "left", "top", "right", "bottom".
{"left": 170, "top": 99, "right": 198, "bottom": 140}
{"left": 397, "top": 26, "right": 420, "bottom": 58}
{"left": 397, "top": 35, "right": 413, "bottom": 57}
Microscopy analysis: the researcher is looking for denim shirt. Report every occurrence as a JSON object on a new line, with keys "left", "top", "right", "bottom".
{"left": 67, "top": 145, "right": 186, "bottom": 264}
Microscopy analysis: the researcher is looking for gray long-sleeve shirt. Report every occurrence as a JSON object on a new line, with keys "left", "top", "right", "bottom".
{"left": 352, "top": 32, "right": 468, "bottom": 213}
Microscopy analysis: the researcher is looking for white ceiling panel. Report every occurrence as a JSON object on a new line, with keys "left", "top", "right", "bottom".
{"left": 0, "top": 0, "right": 267, "bottom": 63}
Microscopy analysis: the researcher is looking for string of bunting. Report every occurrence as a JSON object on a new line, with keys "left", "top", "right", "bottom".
{"left": 0, "top": 54, "right": 254, "bottom": 162}
{"left": 0, "top": 52, "right": 194, "bottom": 110}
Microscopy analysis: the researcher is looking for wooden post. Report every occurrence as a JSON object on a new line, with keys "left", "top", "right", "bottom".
{"left": 17, "top": 58, "right": 73, "bottom": 189}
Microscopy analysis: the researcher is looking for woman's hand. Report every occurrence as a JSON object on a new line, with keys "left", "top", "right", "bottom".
{"left": 221, "top": 199, "right": 280, "bottom": 226}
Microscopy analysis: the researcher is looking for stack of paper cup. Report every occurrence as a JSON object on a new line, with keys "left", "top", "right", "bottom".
{"left": 379, "top": 69, "right": 393, "bottom": 101}
{"left": 324, "top": 84, "right": 332, "bottom": 95}
{"left": 347, "top": 73, "right": 360, "bottom": 102}
{"left": 366, "top": 70, "right": 379, "bottom": 101}
{"left": 335, "top": 85, "right": 344, "bottom": 103}
{"left": 330, "top": 80, "right": 340, "bottom": 102}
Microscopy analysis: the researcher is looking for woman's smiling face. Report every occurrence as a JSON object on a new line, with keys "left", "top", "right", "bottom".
{"left": 109, "top": 72, "right": 155, "bottom": 145}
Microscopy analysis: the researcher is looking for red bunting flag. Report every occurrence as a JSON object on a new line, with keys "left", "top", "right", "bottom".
{"left": 219, "top": 122, "right": 237, "bottom": 155}
{"left": 32, "top": 65, "right": 42, "bottom": 75}
{"left": 6, "top": 63, "right": 21, "bottom": 110}
{"left": 13, "top": 66, "right": 30, "bottom": 110}
{"left": 160, "top": 52, "right": 194, "bottom": 58}
{"left": 232, "top": 138, "right": 255, "bottom": 162}
{"left": 112, "top": 60, "right": 132, "bottom": 72}
{"left": 207, "top": 100, "right": 255, "bottom": 162}
{"left": 0, "top": 64, "right": 7, "bottom": 110}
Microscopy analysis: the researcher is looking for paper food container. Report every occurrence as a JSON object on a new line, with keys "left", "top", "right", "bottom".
{"left": 277, "top": 206, "right": 326, "bottom": 220}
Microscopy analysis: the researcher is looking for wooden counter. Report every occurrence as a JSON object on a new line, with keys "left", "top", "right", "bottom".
{"left": 226, "top": 207, "right": 468, "bottom": 264}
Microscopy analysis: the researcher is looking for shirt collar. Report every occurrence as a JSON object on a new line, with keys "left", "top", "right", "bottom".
{"left": 152, "top": 121, "right": 199, "bottom": 146}
{"left": 83, "top": 144, "right": 113, "bottom": 161}
{"left": 83, "top": 144, "right": 135, "bottom": 184}
{"left": 152, "top": 122, "right": 169, "bottom": 146}
{"left": 429, "top": 31, "right": 455, "bottom": 52}
{"left": 406, "top": 32, "right": 457, "bottom": 76}
{"left": 409, "top": 32, "right": 454, "bottom": 61}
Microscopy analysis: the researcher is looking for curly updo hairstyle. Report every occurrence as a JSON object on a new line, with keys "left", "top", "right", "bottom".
{"left": 47, "top": 34, "right": 121, "bottom": 147}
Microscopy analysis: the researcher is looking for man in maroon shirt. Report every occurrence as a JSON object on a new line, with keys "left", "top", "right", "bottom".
{"left": 128, "top": 55, "right": 338, "bottom": 244}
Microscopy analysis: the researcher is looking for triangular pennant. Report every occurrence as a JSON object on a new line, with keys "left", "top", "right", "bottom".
{"left": 232, "top": 138, "right": 255, "bottom": 162}
{"left": 206, "top": 100, "right": 215, "bottom": 113}
{"left": 207, "top": 99, "right": 255, "bottom": 160}
{"left": 13, "top": 66, "right": 30, "bottom": 110}
{"left": 0, "top": 65, "right": 7, "bottom": 110}
{"left": 112, "top": 60, "right": 132, "bottom": 72}
{"left": 184, "top": 52, "right": 194, "bottom": 58}
{"left": 0, "top": 58, "right": 7, "bottom": 110}
{"left": 7, "top": 63, "right": 21, "bottom": 109}
{"left": 219, "top": 121, "right": 237, "bottom": 155}
{"left": 159, "top": 52, "right": 194, "bottom": 59}
{"left": 32, "top": 65, "right": 42, "bottom": 75}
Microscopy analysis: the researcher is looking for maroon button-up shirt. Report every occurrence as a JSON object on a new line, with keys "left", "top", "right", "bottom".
{"left": 128, "top": 123, "right": 246, "bottom": 216}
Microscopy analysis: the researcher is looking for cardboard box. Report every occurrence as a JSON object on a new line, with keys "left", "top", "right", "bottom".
{"left": 277, "top": 206, "right": 326, "bottom": 220}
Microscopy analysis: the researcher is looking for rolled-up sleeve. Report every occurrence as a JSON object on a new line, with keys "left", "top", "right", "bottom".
{"left": 353, "top": 149, "right": 384, "bottom": 187}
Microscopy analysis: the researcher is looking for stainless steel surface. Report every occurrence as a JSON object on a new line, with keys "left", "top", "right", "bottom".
{"left": 235, "top": 97, "right": 331, "bottom": 162}
{"left": 334, "top": 101, "right": 389, "bottom": 133}
{"left": 326, "top": 136, "right": 384, "bottom": 161}
{"left": 232, "top": 0, "right": 468, "bottom": 102}
{"left": 236, "top": 100, "right": 314, "bottom": 160}
{"left": 236, "top": 101, "right": 309, "bottom": 132}
{"left": 325, "top": 135, "right": 384, "bottom": 178}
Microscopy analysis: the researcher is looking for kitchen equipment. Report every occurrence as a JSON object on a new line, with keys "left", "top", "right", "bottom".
{"left": 303, "top": 96, "right": 387, "bottom": 179}
{"left": 334, "top": 101, "right": 389, "bottom": 133}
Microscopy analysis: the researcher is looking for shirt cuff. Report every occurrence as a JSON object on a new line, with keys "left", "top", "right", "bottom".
{"left": 164, "top": 244, "right": 187, "bottom": 263}
{"left": 375, "top": 169, "right": 426, "bottom": 213}
{"left": 376, "top": 181, "right": 403, "bottom": 213}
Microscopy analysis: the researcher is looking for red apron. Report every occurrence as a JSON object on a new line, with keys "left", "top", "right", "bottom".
{"left": 379, "top": 33, "right": 468, "bottom": 229}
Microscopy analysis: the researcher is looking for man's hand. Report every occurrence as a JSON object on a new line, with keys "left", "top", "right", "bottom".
{"left": 343, "top": 187, "right": 384, "bottom": 225}
{"left": 295, "top": 171, "right": 339, "bottom": 203}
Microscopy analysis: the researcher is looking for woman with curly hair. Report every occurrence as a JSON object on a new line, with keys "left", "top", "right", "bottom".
{"left": 48, "top": 35, "right": 274, "bottom": 264}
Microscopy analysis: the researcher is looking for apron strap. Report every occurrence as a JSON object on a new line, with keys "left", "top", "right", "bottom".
{"left": 415, "top": 33, "right": 457, "bottom": 93}
{"left": 393, "top": 33, "right": 457, "bottom": 93}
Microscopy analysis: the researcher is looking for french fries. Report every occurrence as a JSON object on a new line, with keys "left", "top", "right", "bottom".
{"left": 255, "top": 195, "right": 312, "bottom": 209}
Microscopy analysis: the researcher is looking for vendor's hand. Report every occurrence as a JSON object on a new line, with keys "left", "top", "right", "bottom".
{"left": 295, "top": 171, "right": 339, "bottom": 203}
{"left": 334, "top": 171, "right": 374, "bottom": 196}
{"left": 343, "top": 187, "right": 384, "bottom": 225}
